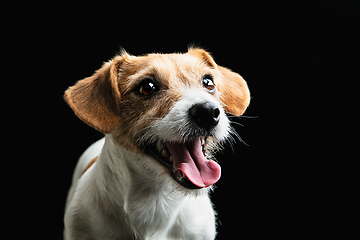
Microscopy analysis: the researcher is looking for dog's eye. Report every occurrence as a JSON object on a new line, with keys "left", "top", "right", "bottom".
{"left": 139, "top": 79, "right": 159, "bottom": 96}
{"left": 202, "top": 75, "right": 215, "bottom": 92}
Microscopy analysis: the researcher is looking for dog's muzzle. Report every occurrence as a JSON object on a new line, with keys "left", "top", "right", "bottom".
{"left": 145, "top": 102, "right": 222, "bottom": 189}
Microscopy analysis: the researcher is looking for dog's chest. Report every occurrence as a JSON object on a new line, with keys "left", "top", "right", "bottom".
{"left": 123, "top": 188, "right": 215, "bottom": 239}
{"left": 124, "top": 187, "right": 183, "bottom": 236}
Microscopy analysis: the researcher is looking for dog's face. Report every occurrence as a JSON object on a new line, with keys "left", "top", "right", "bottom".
{"left": 65, "top": 48, "right": 250, "bottom": 189}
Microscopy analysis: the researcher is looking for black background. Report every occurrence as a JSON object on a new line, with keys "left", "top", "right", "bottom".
{"left": 12, "top": 1, "right": 358, "bottom": 239}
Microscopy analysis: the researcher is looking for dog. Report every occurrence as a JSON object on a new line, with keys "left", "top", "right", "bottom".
{"left": 63, "top": 47, "right": 250, "bottom": 240}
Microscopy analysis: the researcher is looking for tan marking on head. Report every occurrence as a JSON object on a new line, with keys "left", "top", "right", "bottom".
{"left": 65, "top": 48, "right": 250, "bottom": 153}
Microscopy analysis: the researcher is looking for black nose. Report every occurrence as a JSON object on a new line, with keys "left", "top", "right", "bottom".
{"left": 189, "top": 102, "right": 220, "bottom": 131}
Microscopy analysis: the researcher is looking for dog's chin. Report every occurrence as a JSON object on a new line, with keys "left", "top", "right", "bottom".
{"left": 143, "top": 137, "right": 211, "bottom": 190}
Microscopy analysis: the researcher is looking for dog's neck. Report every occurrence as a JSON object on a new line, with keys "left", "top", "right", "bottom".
{"left": 91, "top": 134, "right": 132, "bottom": 202}
{"left": 88, "top": 134, "right": 208, "bottom": 236}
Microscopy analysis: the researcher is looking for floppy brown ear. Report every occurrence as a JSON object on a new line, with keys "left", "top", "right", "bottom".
{"left": 64, "top": 56, "right": 123, "bottom": 133}
{"left": 217, "top": 66, "right": 250, "bottom": 116}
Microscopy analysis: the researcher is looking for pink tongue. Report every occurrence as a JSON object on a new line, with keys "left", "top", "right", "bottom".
{"left": 166, "top": 139, "right": 221, "bottom": 188}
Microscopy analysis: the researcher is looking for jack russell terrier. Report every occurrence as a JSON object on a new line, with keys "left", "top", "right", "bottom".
{"left": 64, "top": 47, "right": 250, "bottom": 240}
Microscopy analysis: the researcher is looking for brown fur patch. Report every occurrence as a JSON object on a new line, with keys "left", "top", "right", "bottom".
{"left": 64, "top": 57, "right": 124, "bottom": 133}
{"left": 217, "top": 66, "right": 250, "bottom": 116}
{"left": 82, "top": 156, "right": 98, "bottom": 176}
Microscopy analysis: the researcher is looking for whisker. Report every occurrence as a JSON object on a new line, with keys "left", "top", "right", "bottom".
{"left": 133, "top": 125, "right": 153, "bottom": 136}
{"left": 135, "top": 117, "right": 163, "bottom": 122}
{"left": 230, "top": 121, "right": 244, "bottom": 127}
{"left": 133, "top": 126, "right": 157, "bottom": 144}
{"left": 227, "top": 115, "right": 258, "bottom": 119}
{"left": 238, "top": 115, "right": 258, "bottom": 119}
{"left": 226, "top": 134, "right": 236, "bottom": 154}
{"left": 228, "top": 125, "right": 248, "bottom": 147}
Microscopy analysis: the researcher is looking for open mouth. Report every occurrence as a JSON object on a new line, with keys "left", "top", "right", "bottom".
{"left": 145, "top": 137, "right": 221, "bottom": 189}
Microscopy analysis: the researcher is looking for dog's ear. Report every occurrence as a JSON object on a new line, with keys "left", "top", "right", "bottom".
{"left": 188, "top": 48, "right": 250, "bottom": 116}
{"left": 187, "top": 48, "right": 217, "bottom": 68}
{"left": 216, "top": 66, "right": 250, "bottom": 116}
{"left": 64, "top": 56, "right": 124, "bottom": 133}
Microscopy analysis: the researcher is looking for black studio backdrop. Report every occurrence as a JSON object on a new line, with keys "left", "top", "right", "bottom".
{"left": 18, "top": 2, "right": 358, "bottom": 239}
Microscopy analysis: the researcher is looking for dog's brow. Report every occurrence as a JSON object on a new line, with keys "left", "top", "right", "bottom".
{"left": 121, "top": 67, "right": 161, "bottom": 94}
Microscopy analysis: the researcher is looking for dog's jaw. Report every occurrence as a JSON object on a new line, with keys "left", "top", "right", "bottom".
{"left": 167, "top": 138, "right": 221, "bottom": 188}
{"left": 139, "top": 90, "right": 229, "bottom": 190}
{"left": 144, "top": 137, "right": 217, "bottom": 189}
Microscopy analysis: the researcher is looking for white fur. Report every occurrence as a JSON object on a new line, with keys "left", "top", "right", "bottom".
{"left": 144, "top": 89, "right": 230, "bottom": 143}
{"left": 64, "top": 134, "right": 218, "bottom": 240}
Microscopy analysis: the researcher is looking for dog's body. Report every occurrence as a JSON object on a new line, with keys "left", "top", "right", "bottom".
{"left": 65, "top": 135, "right": 216, "bottom": 240}
{"left": 64, "top": 48, "right": 250, "bottom": 240}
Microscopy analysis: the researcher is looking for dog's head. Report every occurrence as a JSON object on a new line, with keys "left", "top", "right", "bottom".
{"left": 65, "top": 48, "right": 250, "bottom": 189}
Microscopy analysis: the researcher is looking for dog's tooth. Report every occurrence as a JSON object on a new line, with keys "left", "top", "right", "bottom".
{"left": 202, "top": 148, "right": 206, "bottom": 157}
{"left": 161, "top": 149, "right": 170, "bottom": 159}
{"left": 175, "top": 170, "right": 185, "bottom": 179}
{"left": 169, "top": 156, "right": 173, "bottom": 163}
{"left": 156, "top": 141, "right": 163, "bottom": 151}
